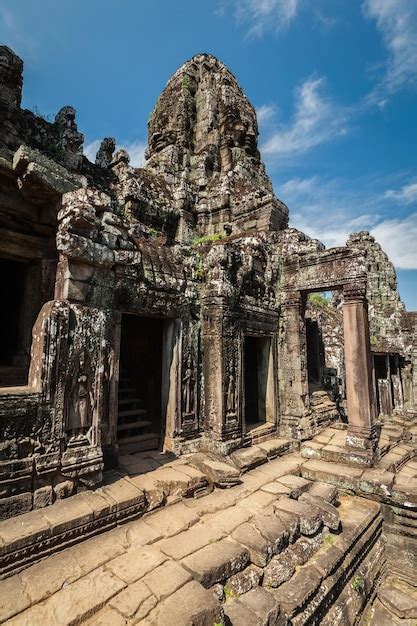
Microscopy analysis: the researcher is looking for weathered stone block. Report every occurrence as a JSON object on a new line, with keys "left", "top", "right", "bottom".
{"left": 0, "top": 492, "right": 32, "bottom": 520}
{"left": 182, "top": 539, "right": 250, "bottom": 588}
{"left": 142, "top": 502, "right": 199, "bottom": 537}
{"left": 263, "top": 550, "right": 296, "bottom": 588}
{"left": 272, "top": 564, "right": 322, "bottom": 617}
{"left": 109, "top": 579, "right": 156, "bottom": 619}
{"left": 308, "top": 482, "right": 338, "bottom": 504}
{"left": 142, "top": 560, "right": 192, "bottom": 601}
{"left": 224, "top": 564, "right": 263, "bottom": 597}
{"left": 38, "top": 566, "right": 126, "bottom": 625}
{"left": 106, "top": 545, "right": 167, "bottom": 584}
{"left": 189, "top": 454, "right": 241, "bottom": 487}
{"left": 232, "top": 522, "right": 273, "bottom": 567}
{"left": 53, "top": 480, "right": 75, "bottom": 500}
{"left": 251, "top": 513, "right": 291, "bottom": 554}
{"left": 145, "top": 580, "right": 224, "bottom": 626}
{"left": 238, "top": 586, "right": 280, "bottom": 624}
{"left": 0, "top": 575, "right": 31, "bottom": 622}
{"left": 274, "top": 497, "right": 322, "bottom": 536}
{"left": 230, "top": 447, "right": 267, "bottom": 471}
{"left": 158, "top": 523, "right": 223, "bottom": 559}
{"left": 299, "top": 493, "right": 340, "bottom": 531}
{"left": 224, "top": 598, "right": 261, "bottom": 626}
{"left": 277, "top": 474, "right": 312, "bottom": 499}
{"left": 33, "top": 485, "right": 53, "bottom": 509}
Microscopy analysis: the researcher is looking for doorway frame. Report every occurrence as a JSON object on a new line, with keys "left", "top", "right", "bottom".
{"left": 109, "top": 312, "right": 181, "bottom": 457}
{"left": 241, "top": 331, "right": 277, "bottom": 436}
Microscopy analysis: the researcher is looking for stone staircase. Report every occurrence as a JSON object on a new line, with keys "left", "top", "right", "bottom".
{"left": 0, "top": 366, "right": 27, "bottom": 388}
{"left": 2, "top": 447, "right": 417, "bottom": 624}
{"left": 117, "top": 373, "right": 159, "bottom": 455}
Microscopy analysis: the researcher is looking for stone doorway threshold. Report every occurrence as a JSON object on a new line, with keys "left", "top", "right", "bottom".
{"left": 0, "top": 436, "right": 294, "bottom": 579}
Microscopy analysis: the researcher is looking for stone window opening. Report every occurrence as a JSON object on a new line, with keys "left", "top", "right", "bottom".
{"left": 0, "top": 255, "right": 55, "bottom": 388}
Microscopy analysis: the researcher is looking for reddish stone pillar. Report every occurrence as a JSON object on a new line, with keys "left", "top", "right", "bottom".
{"left": 278, "top": 291, "right": 309, "bottom": 438}
{"left": 342, "top": 282, "right": 378, "bottom": 460}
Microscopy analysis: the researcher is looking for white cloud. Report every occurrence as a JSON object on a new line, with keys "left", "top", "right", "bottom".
{"left": 84, "top": 139, "right": 146, "bottom": 167}
{"left": 122, "top": 140, "right": 147, "bottom": 168}
{"left": 372, "top": 213, "right": 417, "bottom": 269}
{"left": 260, "top": 77, "right": 349, "bottom": 160}
{"left": 278, "top": 173, "right": 417, "bottom": 269}
{"left": 384, "top": 181, "right": 417, "bottom": 205}
{"left": 256, "top": 104, "right": 278, "bottom": 126}
{"left": 226, "top": 0, "right": 300, "bottom": 36}
{"left": 363, "top": 0, "right": 417, "bottom": 94}
{"left": 83, "top": 140, "right": 101, "bottom": 163}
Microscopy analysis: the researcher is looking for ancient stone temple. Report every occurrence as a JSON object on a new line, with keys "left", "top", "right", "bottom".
{"left": 1, "top": 46, "right": 417, "bottom": 625}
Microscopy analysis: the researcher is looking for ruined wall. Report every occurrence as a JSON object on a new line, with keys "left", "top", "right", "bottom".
{"left": 0, "top": 44, "right": 416, "bottom": 521}
{"left": 346, "top": 232, "right": 410, "bottom": 353}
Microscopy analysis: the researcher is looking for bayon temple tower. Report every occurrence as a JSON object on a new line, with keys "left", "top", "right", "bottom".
{"left": 0, "top": 46, "right": 417, "bottom": 625}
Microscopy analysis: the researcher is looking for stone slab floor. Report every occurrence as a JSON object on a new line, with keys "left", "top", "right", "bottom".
{"left": 1, "top": 433, "right": 417, "bottom": 625}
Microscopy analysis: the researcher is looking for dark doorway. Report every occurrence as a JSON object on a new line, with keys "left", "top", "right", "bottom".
{"left": 306, "top": 319, "right": 325, "bottom": 390}
{"left": 0, "top": 258, "right": 29, "bottom": 386}
{"left": 244, "top": 336, "right": 272, "bottom": 428}
{"left": 118, "top": 315, "right": 164, "bottom": 454}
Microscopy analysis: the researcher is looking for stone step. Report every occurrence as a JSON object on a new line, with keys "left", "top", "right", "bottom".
{"left": 220, "top": 495, "right": 383, "bottom": 625}
{"left": 378, "top": 578, "right": 417, "bottom": 619}
{"left": 118, "top": 408, "right": 147, "bottom": 418}
{"left": 117, "top": 420, "right": 152, "bottom": 432}
{"left": 119, "top": 385, "right": 137, "bottom": 396}
{"left": 118, "top": 396, "right": 144, "bottom": 406}
{"left": 117, "top": 433, "right": 160, "bottom": 455}
{"left": 0, "top": 447, "right": 298, "bottom": 582}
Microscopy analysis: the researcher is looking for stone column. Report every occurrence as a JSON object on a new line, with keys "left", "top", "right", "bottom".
{"left": 342, "top": 282, "right": 378, "bottom": 458}
{"left": 278, "top": 291, "right": 309, "bottom": 438}
{"left": 201, "top": 296, "right": 242, "bottom": 453}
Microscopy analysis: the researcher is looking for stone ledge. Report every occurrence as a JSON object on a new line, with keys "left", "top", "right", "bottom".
{"left": 0, "top": 439, "right": 295, "bottom": 579}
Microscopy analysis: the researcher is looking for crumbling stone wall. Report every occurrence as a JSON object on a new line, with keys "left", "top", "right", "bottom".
{"left": 0, "top": 46, "right": 416, "bottom": 520}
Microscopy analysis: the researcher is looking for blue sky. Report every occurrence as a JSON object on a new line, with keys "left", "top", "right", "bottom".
{"left": 1, "top": 0, "right": 416, "bottom": 309}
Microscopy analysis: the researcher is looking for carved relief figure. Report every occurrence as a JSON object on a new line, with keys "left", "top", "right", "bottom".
{"left": 182, "top": 356, "right": 196, "bottom": 416}
{"left": 66, "top": 350, "right": 92, "bottom": 444}
{"left": 226, "top": 366, "right": 237, "bottom": 416}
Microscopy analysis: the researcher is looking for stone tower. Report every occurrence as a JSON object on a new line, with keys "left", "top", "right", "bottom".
{"left": 145, "top": 53, "right": 289, "bottom": 238}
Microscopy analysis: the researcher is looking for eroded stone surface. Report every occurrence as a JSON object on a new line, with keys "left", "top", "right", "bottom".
{"left": 0, "top": 42, "right": 416, "bottom": 626}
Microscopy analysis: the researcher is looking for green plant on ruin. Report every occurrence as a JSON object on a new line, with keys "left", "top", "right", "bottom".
{"left": 323, "top": 533, "right": 335, "bottom": 547}
{"left": 370, "top": 334, "right": 378, "bottom": 347}
{"left": 114, "top": 204, "right": 128, "bottom": 219}
{"left": 351, "top": 575, "right": 364, "bottom": 591}
{"left": 194, "top": 258, "right": 206, "bottom": 282}
{"left": 223, "top": 585, "right": 238, "bottom": 599}
{"left": 182, "top": 74, "right": 191, "bottom": 94}
{"left": 191, "top": 232, "right": 226, "bottom": 246}
{"left": 308, "top": 292, "right": 331, "bottom": 308}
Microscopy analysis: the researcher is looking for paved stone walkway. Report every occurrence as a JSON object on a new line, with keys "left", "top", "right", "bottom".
{"left": 1, "top": 426, "right": 416, "bottom": 625}
{"left": 1, "top": 454, "right": 303, "bottom": 624}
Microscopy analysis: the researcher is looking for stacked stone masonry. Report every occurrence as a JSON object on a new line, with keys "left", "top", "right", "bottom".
{"left": 0, "top": 44, "right": 417, "bottom": 624}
